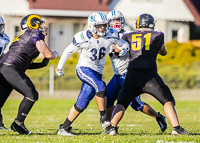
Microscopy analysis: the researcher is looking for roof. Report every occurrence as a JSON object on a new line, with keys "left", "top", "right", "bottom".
{"left": 27, "top": 0, "right": 111, "bottom": 11}
{"left": 27, "top": 0, "right": 112, "bottom": 17}
{"left": 113, "top": 0, "right": 194, "bottom": 21}
{"left": 184, "top": 0, "right": 200, "bottom": 26}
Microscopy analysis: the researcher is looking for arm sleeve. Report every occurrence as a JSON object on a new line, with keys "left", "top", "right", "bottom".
{"left": 157, "top": 32, "right": 164, "bottom": 50}
{"left": 28, "top": 58, "right": 49, "bottom": 69}
{"left": 57, "top": 43, "right": 79, "bottom": 69}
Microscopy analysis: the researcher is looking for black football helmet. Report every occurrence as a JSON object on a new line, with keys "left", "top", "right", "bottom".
{"left": 136, "top": 13, "right": 155, "bottom": 30}
{"left": 20, "top": 14, "right": 44, "bottom": 31}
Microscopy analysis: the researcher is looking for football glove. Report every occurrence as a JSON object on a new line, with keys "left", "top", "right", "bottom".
{"left": 55, "top": 68, "right": 65, "bottom": 77}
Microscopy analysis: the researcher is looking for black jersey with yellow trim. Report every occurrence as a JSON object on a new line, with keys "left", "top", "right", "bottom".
{"left": 0, "top": 29, "right": 45, "bottom": 71}
{"left": 122, "top": 30, "right": 164, "bottom": 70}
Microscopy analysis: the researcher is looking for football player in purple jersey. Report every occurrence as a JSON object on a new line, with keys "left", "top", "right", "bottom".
{"left": 104, "top": 10, "right": 167, "bottom": 134}
{"left": 104, "top": 13, "right": 190, "bottom": 135}
{"left": 0, "top": 14, "right": 59, "bottom": 135}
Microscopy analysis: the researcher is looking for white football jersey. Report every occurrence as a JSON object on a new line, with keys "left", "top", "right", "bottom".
{"left": 109, "top": 30, "right": 130, "bottom": 75}
{"left": 0, "top": 33, "right": 10, "bottom": 56}
{"left": 57, "top": 30, "right": 113, "bottom": 74}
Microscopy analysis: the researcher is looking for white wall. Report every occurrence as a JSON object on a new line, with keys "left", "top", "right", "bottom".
{"left": 49, "top": 22, "right": 74, "bottom": 54}
{"left": 111, "top": 0, "right": 194, "bottom": 43}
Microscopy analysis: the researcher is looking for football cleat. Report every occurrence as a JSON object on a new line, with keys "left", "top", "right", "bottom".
{"left": 156, "top": 112, "right": 167, "bottom": 132}
{"left": 0, "top": 119, "right": 9, "bottom": 130}
{"left": 0, "top": 125, "right": 9, "bottom": 130}
{"left": 10, "top": 120, "right": 32, "bottom": 135}
{"left": 101, "top": 126, "right": 117, "bottom": 136}
{"left": 57, "top": 124, "right": 74, "bottom": 136}
{"left": 100, "top": 114, "right": 111, "bottom": 130}
{"left": 172, "top": 126, "right": 190, "bottom": 135}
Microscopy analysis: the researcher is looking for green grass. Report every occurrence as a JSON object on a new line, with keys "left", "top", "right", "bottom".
{"left": 0, "top": 98, "right": 200, "bottom": 143}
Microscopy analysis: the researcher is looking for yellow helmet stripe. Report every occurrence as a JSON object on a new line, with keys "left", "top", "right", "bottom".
{"left": 136, "top": 16, "right": 140, "bottom": 29}
{"left": 27, "top": 14, "right": 41, "bottom": 30}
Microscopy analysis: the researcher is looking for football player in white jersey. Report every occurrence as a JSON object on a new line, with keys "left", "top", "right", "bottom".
{"left": 0, "top": 16, "right": 10, "bottom": 130}
{"left": 55, "top": 11, "right": 129, "bottom": 136}
{"left": 0, "top": 16, "right": 9, "bottom": 59}
{"left": 103, "top": 10, "right": 167, "bottom": 134}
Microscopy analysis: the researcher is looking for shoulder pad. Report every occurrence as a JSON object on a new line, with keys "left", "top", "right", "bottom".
{"left": 3, "top": 33, "right": 10, "bottom": 43}
{"left": 124, "top": 30, "right": 133, "bottom": 34}
{"left": 73, "top": 30, "right": 91, "bottom": 46}
{"left": 31, "top": 29, "right": 45, "bottom": 40}
{"left": 106, "top": 27, "right": 119, "bottom": 40}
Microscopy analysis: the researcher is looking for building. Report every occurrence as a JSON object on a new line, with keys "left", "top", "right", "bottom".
{"left": 0, "top": 0, "right": 200, "bottom": 53}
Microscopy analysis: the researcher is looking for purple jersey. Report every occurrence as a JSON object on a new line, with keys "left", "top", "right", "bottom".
{"left": 0, "top": 29, "right": 45, "bottom": 71}
{"left": 122, "top": 30, "right": 164, "bottom": 70}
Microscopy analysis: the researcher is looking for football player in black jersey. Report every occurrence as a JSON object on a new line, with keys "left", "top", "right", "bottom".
{"left": 0, "top": 14, "right": 59, "bottom": 135}
{"left": 104, "top": 13, "right": 190, "bottom": 135}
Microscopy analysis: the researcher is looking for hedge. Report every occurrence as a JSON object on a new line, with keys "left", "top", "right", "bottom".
{"left": 26, "top": 40, "right": 200, "bottom": 90}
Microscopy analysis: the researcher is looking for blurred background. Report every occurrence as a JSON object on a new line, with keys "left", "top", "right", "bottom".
{"left": 1, "top": 0, "right": 200, "bottom": 100}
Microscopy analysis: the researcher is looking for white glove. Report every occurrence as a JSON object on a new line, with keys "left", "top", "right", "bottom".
{"left": 118, "top": 48, "right": 128, "bottom": 56}
{"left": 53, "top": 51, "right": 59, "bottom": 58}
{"left": 55, "top": 68, "right": 65, "bottom": 77}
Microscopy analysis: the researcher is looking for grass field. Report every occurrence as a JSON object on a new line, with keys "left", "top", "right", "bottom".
{"left": 0, "top": 96, "right": 200, "bottom": 143}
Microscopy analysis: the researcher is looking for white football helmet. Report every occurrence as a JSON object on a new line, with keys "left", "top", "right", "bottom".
{"left": 88, "top": 12, "right": 108, "bottom": 37}
{"left": 107, "top": 10, "right": 125, "bottom": 32}
{"left": 0, "top": 16, "right": 5, "bottom": 35}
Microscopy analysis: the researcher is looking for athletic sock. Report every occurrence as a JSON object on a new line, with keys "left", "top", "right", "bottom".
{"left": 16, "top": 97, "right": 35, "bottom": 122}
{"left": 63, "top": 118, "right": 72, "bottom": 128}
{"left": 173, "top": 126, "right": 180, "bottom": 130}
{"left": 99, "top": 110, "right": 106, "bottom": 117}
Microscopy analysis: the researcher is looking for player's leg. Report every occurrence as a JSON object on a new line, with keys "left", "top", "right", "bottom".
{"left": 76, "top": 67, "right": 110, "bottom": 130}
{"left": 105, "top": 70, "right": 142, "bottom": 135}
{"left": 0, "top": 73, "right": 13, "bottom": 130}
{"left": 130, "top": 96, "right": 167, "bottom": 132}
{"left": 1, "top": 66, "right": 37, "bottom": 135}
{"left": 145, "top": 72, "right": 189, "bottom": 135}
{"left": 58, "top": 83, "right": 95, "bottom": 136}
{"left": 106, "top": 74, "right": 123, "bottom": 120}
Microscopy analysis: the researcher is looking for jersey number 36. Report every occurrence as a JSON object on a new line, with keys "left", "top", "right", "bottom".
{"left": 90, "top": 47, "right": 106, "bottom": 61}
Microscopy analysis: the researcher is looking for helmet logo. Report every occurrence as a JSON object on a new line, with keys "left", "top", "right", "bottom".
{"left": 90, "top": 15, "right": 96, "bottom": 22}
{"left": 27, "top": 14, "right": 41, "bottom": 30}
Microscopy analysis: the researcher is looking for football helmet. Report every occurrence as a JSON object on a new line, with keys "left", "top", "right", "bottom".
{"left": 136, "top": 13, "right": 155, "bottom": 30}
{"left": 0, "top": 16, "right": 5, "bottom": 35}
{"left": 20, "top": 14, "right": 44, "bottom": 31}
{"left": 88, "top": 12, "right": 108, "bottom": 37}
{"left": 107, "top": 10, "right": 125, "bottom": 32}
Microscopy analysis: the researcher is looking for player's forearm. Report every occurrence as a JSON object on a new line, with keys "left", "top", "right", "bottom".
{"left": 28, "top": 58, "right": 49, "bottom": 69}
{"left": 57, "top": 43, "right": 77, "bottom": 69}
{"left": 158, "top": 44, "right": 167, "bottom": 56}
